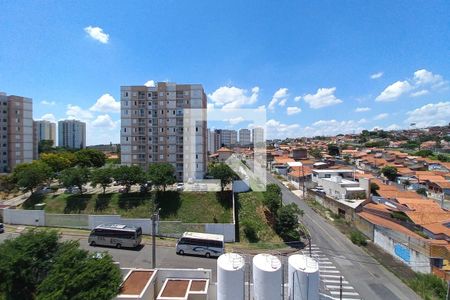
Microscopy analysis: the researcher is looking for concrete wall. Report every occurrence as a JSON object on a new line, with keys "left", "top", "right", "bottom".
{"left": 354, "top": 215, "right": 375, "bottom": 240}
{"left": 205, "top": 223, "right": 235, "bottom": 242}
{"left": 46, "top": 214, "right": 88, "bottom": 228}
{"left": 233, "top": 180, "right": 250, "bottom": 193}
{"left": 3, "top": 209, "right": 45, "bottom": 226}
{"left": 374, "top": 228, "right": 431, "bottom": 273}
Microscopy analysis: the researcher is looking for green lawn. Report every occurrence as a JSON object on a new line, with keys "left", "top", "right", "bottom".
{"left": 237, "top": 191, "right": 283, "bottom": 246}
{"left": 23, "top": 191, "right": 232, "bottom": 223}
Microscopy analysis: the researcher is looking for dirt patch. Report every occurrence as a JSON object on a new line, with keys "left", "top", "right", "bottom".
{"left": 161, "top": 279, "right": 189, "bottom": 297}
{"left": 190, "top": 280, "right": 207, "bottom": 292}
{"left": 120, "top": 270, "right": 154, "bottom": 295}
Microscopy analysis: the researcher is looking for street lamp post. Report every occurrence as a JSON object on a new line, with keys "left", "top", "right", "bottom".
{"left": 151, "top": 208, "right": 161, "bottom": 269}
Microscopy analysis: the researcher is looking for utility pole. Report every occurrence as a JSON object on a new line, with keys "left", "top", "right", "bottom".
{"left": 151, "top": 208, "right": 161, "bottom": 269}
{"left": 340, "top": 276, "right": 343, "bottom": 300}
{"left": 446, "top": 280, "right": 449, "bottom": 300}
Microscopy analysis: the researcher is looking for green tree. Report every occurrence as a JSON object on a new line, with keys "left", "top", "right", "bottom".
{"left": 75, "top": 149, "right": 106, "bottom": 168}
{"left": 309, "top": 148, "right": 323, "bottom": 159}
{"left": 40, "top": 152, "right": 76, "bottom": 175}
{"left": 276, "top": 203, "right": 304, "bottom": 241}
{"left": 91, "top": 167, "right": 114, "bottom": 194}
{"left": 370, "top": 182, "right": 380, "bottom": 196}
{"left": 12, "top": 161, "right": 52, "bottom": 194}
{"left": 416, "top": 188, "right": 428, "bottom": 197}
{"left": 59, "top": 167, "right": 90, "bottom": 194}
{"left": 413, "top": 149, "right": 433, "bottom": 157}
{"left": 436, "top": 154, "right": 449, "bottom": 162}
{"left": 0, "top": 229, "right": 60, "bottom": 300}
{"left": 147, "top": 163, "right": 176, "bottom": 191}
{"left": 38, "top": 140, "right": 55, "bottom": 154}
{"left": 36, "top": 241, "right": 121, "bottom": 300}
{"left": 263, "top": 183, "right": 282, "bottom": 215}
{"left": 327, "top": 144, "right": 340, "bottom": 156}
{"left": 113, "top": 165, "right": 146, "bottom": 192}
{"left": 208, "top": 163, "right": 236, "bottom": 192}
{"left": 381, "top": 166, "right": 398, "bottom": 181}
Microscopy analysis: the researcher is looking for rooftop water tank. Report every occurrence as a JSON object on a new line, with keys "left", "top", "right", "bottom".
{"left": 252, "top": 253, "right": 282, "bottom": 300}
{"left": 288, "top": 254, "right": 319, "bottom": 300}
{"left": 217, "top": 253, "right": 245, "bottom": 300}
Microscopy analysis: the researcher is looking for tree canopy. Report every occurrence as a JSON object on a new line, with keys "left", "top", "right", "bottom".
{"left": 263, "top": 183, "right": 282, "bottom": 215}
{"left": 147, "top": 163, "right": 176, "bottom": 191}
{"left": 59, "top": 167, "right": 91, "bottom": 194}
{"left": 112, "top": 165, "right": 147, "bottom": 191}
{"left": 381, "top": 166, "right": 398, "bottom": 181}
{"left": 40, "top": 152, "right": 76, "bottom": 175}
{"left": 91, "top": 167, "right": 114, "bottom": 194}
{"left": 208, "top": 163, "right": 236, "bottom": 192}
{"left": 12, "top": 161, "right": 52, "bottom": 193}
{"left": 327, "top": 144, "right": 340, "bottom": 156}
{"left": 0, "top": 230, "right": 121, "bottom": 300}
{"left": 74, "top": 149, "right": 106, "bottom": 168}
{"left": 276, "top": 203, "right": 304, "bottom": 241}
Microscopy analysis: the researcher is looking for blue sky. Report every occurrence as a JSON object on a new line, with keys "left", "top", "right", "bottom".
{"left": 1, "top": 1, "right": 449, "bottom": 144}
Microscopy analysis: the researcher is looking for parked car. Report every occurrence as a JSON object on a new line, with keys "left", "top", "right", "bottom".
{"left": 64, "top": 186, "right": 87, "bottom": 194}
{"left": 0, "top": 223, "right": 4, "bottom": 234}
{"left": 36, "top": 186, "right": 52, "bottom": 195}
{"left": 119, "top": 186, "right": 130, "bottom": 193}
{"left": 176, "top": 183, "right": 184, "bottom": 191}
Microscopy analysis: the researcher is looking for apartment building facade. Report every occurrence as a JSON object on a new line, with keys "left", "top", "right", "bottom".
{"left": 215, "top": 129, "right": 237, "bottom": 148}
{"left": 207, "top": 128, "right": 219, "bottom": 154}
{"left": 0, "top": 93, "right": 34, "bottom": 172}
{"left": 252, "top": 127, "right": 265, "bottom": 145}
{"left": 239, "top": 128, "right": 251, "bottom": 146}
{"left": 58, "top": 119, "right": 86, "bottom": 149}
{"left": 120, "top": 82, "right": 207, "bottom": 181}
{"left": 34, "top": 120, "right": 56, "bottom": 145}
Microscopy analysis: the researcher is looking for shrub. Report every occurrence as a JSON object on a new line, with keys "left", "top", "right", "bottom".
{"left": 416, "top": 188, "right": 428, "bottom": 197}
{"left": 350, "top": 230, "right": 367, "bottom": 246}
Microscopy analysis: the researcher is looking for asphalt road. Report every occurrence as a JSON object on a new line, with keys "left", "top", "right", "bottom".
{"left": 267, "top": 173, "right": 421, "bottom": 300}
{"left": 0, "top": 231, "right": 219, "bottom": 281}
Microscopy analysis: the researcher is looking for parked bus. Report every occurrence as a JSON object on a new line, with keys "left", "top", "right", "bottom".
{"left": 88, "top": 224, "right": 142, "bottom": 249}
{"left": 176, "top": 232, "right": 224, "bottom": 258}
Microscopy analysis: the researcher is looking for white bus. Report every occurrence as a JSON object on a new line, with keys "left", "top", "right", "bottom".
{"left": 88, "top": 224, "right": 142, "bottom": 249}
{"left": 176, "top": 232, "right": 225, "bottom": 258}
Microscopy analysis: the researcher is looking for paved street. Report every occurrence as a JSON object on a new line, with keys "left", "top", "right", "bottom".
{"left": 267, "top": 173, "right": 421, "bottom": 300}
{"left": 0, "top": 230, "right": 219, "bottom": 281}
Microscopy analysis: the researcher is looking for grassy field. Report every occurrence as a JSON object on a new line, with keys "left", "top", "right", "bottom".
{"left": 237, "top": 191, "right": 283, "bottom": 247}
{"left": 22, "top": 191, "right": 232, "bottom": 223}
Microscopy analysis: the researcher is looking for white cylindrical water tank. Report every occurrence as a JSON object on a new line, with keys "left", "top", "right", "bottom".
{"left": 253, "top": 253, "right": 282, "bottom": 300}
{"left": 288, "top": 254, "right": 319, "bottom": 300}
{"left": 217, "top": 253, "right": 245, "bottom": 300}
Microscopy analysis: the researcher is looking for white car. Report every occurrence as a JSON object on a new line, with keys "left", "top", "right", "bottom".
{"left": 176, "top": 183, "right": 184, "bottom": 191}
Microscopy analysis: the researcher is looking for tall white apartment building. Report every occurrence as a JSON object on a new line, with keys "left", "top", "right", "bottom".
{"left": 207, "top": 128, "right": 219, "bottom": 154}
{"left": 239, "top": 128, "right": 251, "bottom": 146}
{"left": 252, "top": 127, "right": 265, "bottom": 145}
{"left": 120, "top": 82, "right": 207, "bottom": 181}
{"left": 58, "top": 119, "right": 86, "bottom": 149}
{"left": 216, "top": 129, "right": 237, "bottom": 148}
{"left": 34, "top": 120, "right": 56, "bottom": 145}
{"left": 0, "top": 92, "right": 34, "bottom": 172}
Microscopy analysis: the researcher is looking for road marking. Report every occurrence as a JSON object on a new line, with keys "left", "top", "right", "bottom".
{"left": 320, "top": 265, "right": 337, "bottom": 269}
{"left": 323, "top": 279, "right": 349, "bottom": 284}
{"left": 326, "top": 285, "right": 354, "bottom": 290}
{"left": 330, "top": 291, "right": 359, "bottom": 296}
{"left": 320, "top": 274, "right": 342, "bottom": 278}
{"left": 332, "top": 298, "right": 361, "bottom": 300}
{"left": 318, "top": 261, "right": 333, "bottom": 265}
{"left": 320, "top": 270, "right": 340, "bottom": 274}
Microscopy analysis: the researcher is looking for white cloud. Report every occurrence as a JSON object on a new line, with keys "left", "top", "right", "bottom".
{"left": 375, "top": 80, "right": 412, "bottom": 102}
{"left": 355, "top": 107, "right": 371, "bottom": 112}
{"left": 370, "top": 72, "right": 384, "bottom": 79}
{"left": 84, "top": 26, "right": 109, "bottom": 44}
{"left": 226, "top": 117, "right": 245, "bottom": 125}
{"left": 268, "top": 88, "right": 289, "bottom": 111}
{"left": 410, "top": 89, "right": 429, "bottom": 97}
{"left": 386, "top": 124, "right": 401, "bottom": 130}
{"left": 41, "top": 100, "right": 56, "bottom": 106}
{"left": 286, "top": 106, "right": 302, "bottom": 115}
{"left": 40, "top": 113, "right": 57, "bottom": 123}
{"left": 90, "top": 93, "right": 120, "bottom": 113}
{"left": 144, "top": 80, "right": 156, "bottom": 87}
{"left": 92, "top": 114, "right": 117, "bottom": 128}
{"left": 266, "top": 119, "right": 299, "bottom": 139}
{"left": 374, "top": 113, "right": 389, "bottom": 120}
{"left": 302, "top": 119, "right": 366, "bottom": 136}
{"left": 208, "top": 86, "right": 259, "bottom": 109}
{"left": 376, "top": 69, "right": 447, "bottom": 101}
{"left": 66, "top": 104, "right": 94, "bottom": 121}
{"left": 303, "top": 87, "right": 343, "bottom": 109}
{"left": 294, "top": 96, "right": 302, "bottom": 102}
{"left": 405, "top": 102, "right": 450, "bottom": 128}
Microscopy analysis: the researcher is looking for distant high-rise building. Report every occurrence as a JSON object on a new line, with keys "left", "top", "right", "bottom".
{"left": 207, "top": 128, "right": 219, "bottom": 154}
{"left": 58, "top": 119, "right": 86, "bottom": 149}
{"left": 216, "top": 129, "right": 237, "bottom": 147}
{"left": 0, "top": 92, "right": 34, "bottom": 172}
{"left": 252, "top": 127, "right": 265, "bottom": 145}
{"left": 34, "top": 120, "right": 56, "bottom": 145}
{"left": 120, "top": 82, "right": 207, "bottom": 181}
{"left": 239, "top": 128, "right": 251, "bottom": 146}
